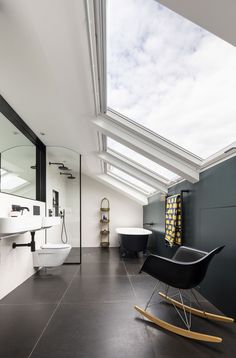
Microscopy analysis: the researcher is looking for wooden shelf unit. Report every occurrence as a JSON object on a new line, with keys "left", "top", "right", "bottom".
{"left": 100, "top": 198, "right": 110, "bottom": 248}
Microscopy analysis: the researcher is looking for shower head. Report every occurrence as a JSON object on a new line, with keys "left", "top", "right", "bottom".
{"left": 67, "top": 174, "right": 76, "bottom": 179}
{"left": 60, "top": 172, "right": 76, "bottom": 179}
{"left": 58, "top": 165, "right": 70, "bottom": 170}
{"left": 49, "top": 162, "right": 70, "bottom": 170}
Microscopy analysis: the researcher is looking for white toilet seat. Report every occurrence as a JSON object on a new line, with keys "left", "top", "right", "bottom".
{"left": 41, "top": 243, "right": 71, "bottom": 249}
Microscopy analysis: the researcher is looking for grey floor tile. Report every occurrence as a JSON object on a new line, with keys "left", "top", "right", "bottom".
{"left": 130, "top": 274, "right": 159, "bottom": 302}
{"left": 30, "top": 302, "right": 156, "bottom": 358}
{"left": 76, "top": 261, "right": 127, "bottom": 276}
{"left": 123, "top": 262, "right": 145, "bottom": 276}
{"left": 0, "top": 304, "right": 55, "bottom": 358}
{"left": 63, "top": 275, "right": 135, "bottom": 303}
{"left": 1, "top": 265, "right": 78, "bottom": 304}
{"left": 82, "top": 247, "right": 121, "bottom": 263}
{"left": 65, "top": 247, "right": 81, "bottom": 263}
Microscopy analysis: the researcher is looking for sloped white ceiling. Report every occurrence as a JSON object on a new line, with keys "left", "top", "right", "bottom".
{"left": 158, "top": 0, "right": 236, "bottom": 46}
{"left": 0, "top": 0, "right": 100, "bottom": 175}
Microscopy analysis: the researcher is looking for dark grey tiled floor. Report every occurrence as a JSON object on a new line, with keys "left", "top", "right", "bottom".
{"left": 0, "top": 248, "right": 235, "bottom": 358}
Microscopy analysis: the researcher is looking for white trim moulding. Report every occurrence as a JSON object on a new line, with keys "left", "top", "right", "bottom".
{"left": 98, "top": 151, "right": 168, "bottom": 193}
{"left": 93, "top": 116, "right": 200, "bottom": 183}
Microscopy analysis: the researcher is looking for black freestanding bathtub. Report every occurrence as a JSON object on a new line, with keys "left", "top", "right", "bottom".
{"left": 116, "top": 228, "right": 152, "bottom": 257}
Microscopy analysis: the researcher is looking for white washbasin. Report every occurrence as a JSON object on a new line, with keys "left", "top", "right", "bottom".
{"left": 42, "top": 216, "right": 61, "bottom": 229}
{"left": 0, "top": 216, "right": 42, "bottom": 237}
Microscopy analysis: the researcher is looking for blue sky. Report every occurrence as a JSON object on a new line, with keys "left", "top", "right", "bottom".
{"left": 107, "top": 0, "right": 236, "bottom": 158}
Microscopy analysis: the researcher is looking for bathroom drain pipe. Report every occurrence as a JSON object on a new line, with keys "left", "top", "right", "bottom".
{"left": 12, "top": 231, "right": 36, "bottom": 252}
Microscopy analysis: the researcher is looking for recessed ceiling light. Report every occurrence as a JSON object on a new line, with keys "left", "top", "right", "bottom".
{"left": 40, "top": 132, "right": 45, "bottom": 136}
{"left": 13, "top": 131, "right": 19, "bottom": 135}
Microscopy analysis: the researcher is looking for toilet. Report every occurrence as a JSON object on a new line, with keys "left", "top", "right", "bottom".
{"left": 33, "top": 243, "right": 71, "bottom": 268}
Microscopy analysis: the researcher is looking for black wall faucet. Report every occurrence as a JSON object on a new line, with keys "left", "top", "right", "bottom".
{"left": 12, "top": 205, "right": 30, "bottom": 214}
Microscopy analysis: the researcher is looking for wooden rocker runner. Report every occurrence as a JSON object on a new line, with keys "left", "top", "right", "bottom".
{"left": 134, "top": 246, "right": 234, "bottom": 343}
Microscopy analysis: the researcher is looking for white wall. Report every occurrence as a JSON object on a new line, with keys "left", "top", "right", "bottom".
{"left": 0, "top": 193, "right": 45, "bottom": 299}
{"left": 82, "top": 174, "right": 143, "bottom": 247}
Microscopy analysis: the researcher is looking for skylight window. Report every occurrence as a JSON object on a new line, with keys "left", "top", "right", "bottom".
{"left": 107, "top": 137, "right": 178, "bottom": 181}
{"left": 0, "top": 169, "right": 7, "bottom": 176}
{"left": 108, "top": 165, "right": 156, "bottom": 195}
{"left": 107, "top": 0, "right": 236, "bottom": 159}
{"left": 1, "top": 174, "right": 28, "bottom": 191}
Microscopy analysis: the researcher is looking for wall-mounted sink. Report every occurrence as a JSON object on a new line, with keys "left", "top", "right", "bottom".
{"left": 42, "top": 216, "right": 61, "bottom": 229}
{"left": 0, "top": 216, "right": 62, "bottom": 237}
{"left": 0, "top": 216, "right": 42, "bottom": 237}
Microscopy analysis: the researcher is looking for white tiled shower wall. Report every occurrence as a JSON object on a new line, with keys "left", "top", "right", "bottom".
{"left": 0, "top": 192, "right": 45, "bottom": 299}
{"left": 46, "top": 162, "right": 80, "bottom": 247}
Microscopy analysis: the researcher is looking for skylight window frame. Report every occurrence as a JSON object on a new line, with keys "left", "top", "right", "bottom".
{"left": 94, "top": 115, "right": 200, "bottom": 183}
{"left": 97, "top": 173, "right": 148, "bottom": 205}
{"left": 106, "top": 138, "right": 176, "bottom": 184}
{"left": 105, "top": 108, "right": 202, "bottom": 165}
{"left": 87, "top": 0, "right": 201, "bottom": 184}
{"left": 101, "top": 109, "right": 236, "bottom": 182}
{"left": 87, "top": 0, "right": 236, "bottom": 198}
{"left": 107, "top": 147, "right": 170, "bottom": 183}
{"left": 99, "top": 149, "right": 169, "bottom": 193}
{"left": 107, "top": 166, "right": 157, "bottom": 196}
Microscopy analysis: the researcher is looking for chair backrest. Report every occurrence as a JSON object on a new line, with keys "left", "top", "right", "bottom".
{"left": 191, "top": 246, "right": 224, "bottom": 288}
{"left": 140, "top": 246, "right": 224, "bottom": 289}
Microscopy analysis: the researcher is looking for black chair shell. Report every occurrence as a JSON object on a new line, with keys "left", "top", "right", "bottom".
{"left": 140, "top": 245, "right": 224, "bottom": 290}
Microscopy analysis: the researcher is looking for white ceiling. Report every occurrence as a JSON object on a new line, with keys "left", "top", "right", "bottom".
{"left": 158, "top": 0, "right": 236, "bottom": 46}
{"left": 0, "top": 0, "right": 100, "bottom": 175}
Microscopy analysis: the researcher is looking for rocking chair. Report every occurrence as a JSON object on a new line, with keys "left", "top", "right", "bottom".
{"left": 134, "top": 245, "right": 234, "bottom": 343}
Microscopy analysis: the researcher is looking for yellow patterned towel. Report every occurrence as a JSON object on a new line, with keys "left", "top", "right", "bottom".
{"left": 164, "top": 194, "right": 182, "bottom": 247}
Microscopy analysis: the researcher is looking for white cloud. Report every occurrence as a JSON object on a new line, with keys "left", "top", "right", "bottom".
{"left": 107, "top": 0, "right": 236, "bottom": 158}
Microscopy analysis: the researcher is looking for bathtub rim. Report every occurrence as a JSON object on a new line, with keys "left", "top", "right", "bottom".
{"left": 116, "top": 227, "right": 152, "bottom": 235}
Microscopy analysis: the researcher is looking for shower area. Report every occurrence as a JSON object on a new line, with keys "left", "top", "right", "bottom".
{"left": 46, "top": 147, "right": 81, "bottom": 264}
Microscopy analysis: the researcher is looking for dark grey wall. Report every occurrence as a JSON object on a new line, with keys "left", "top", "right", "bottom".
{"left": 143, "top": 156, "right": 236, "bottom": 318}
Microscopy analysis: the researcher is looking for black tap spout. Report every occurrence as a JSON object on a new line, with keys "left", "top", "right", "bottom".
{"left": 12, "top": 205, "right": 30, "bottom": 214}
{"left": 20, "top": 207, "right": 30, "bottom": 213}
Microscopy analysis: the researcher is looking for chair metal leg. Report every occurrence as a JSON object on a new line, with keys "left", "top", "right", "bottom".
{"left": 144, "top": 281, "right": 160, "bottom": 311}
{"left": 178, "top": 289, "right": 191, "bottom": 330}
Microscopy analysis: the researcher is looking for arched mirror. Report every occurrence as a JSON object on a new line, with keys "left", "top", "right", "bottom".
{"left": 0, "top": 95, "right": 46, "bottom": 201}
